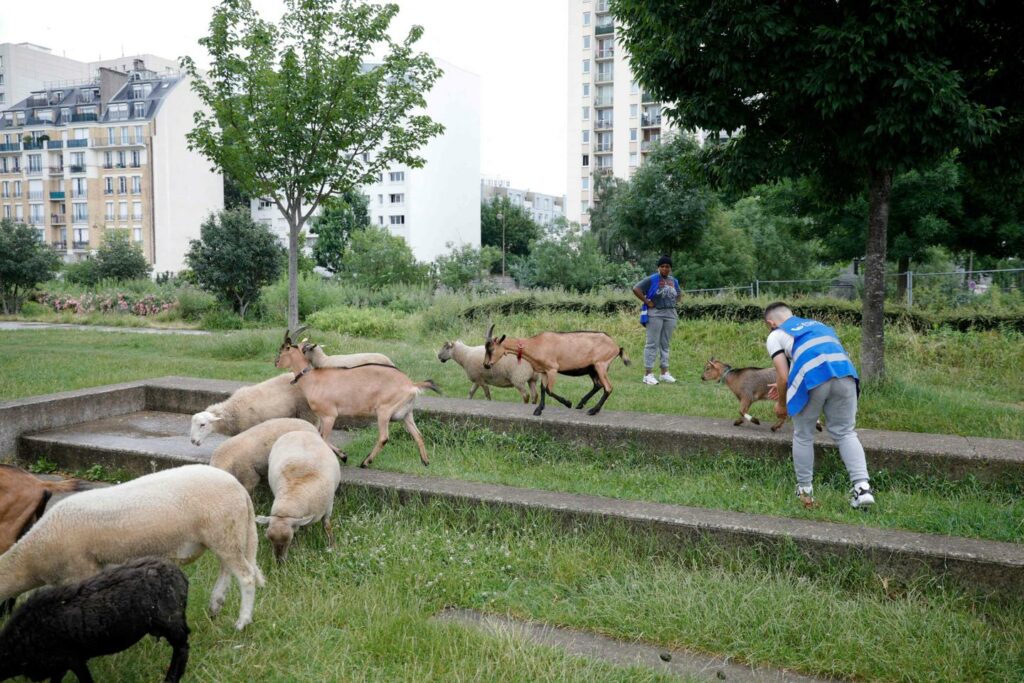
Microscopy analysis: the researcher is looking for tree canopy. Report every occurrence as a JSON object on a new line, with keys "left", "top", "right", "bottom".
{"left": 0, "top": 219, "right": 60, "bottom": 314}
{"left": 94, "top": 231, "right": 152, "bottom": 282}
{"left": 311, "top": 190, "right": 371, "bottom": 274}
{"left": 184, "top": 0, "right": 444, "bottom": 328}
{"left": 615, "top": 0, "right": 1022, "bottom": 380}
{"left": 480, "top": 197, "right": 542, "bottom": 267}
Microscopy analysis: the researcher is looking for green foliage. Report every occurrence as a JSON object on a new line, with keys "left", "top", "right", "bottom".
{"left": 63, "top": 258, "right": 100, "bottom": 286}
{"left": 176, "top": 287, "right": 218, "bottom": 321}
{"left": 200, "top": 308, "right": 244, "bottom": 330}
{"left": 725, "top": 192, "right": 826, "bottom": 281}
{"left": 335, "top": 225, "right": 429, "bottom": 289}
{"left": 0, "top": 218, "right": 61, "bottom": 314}
{"left": 311, "top": 191, "right": 371, "bottom": 274}
{"left": 93, "top": 230, "right": 152, "bottom": 282}
{"left": 307, "top": 305, "right": 402, "bottom": 339}
{"left": 186, "top": 208, "right": 282, "bottom": 319}
{"left": 480, "top": 197, "right": 542, "bottom": 263}
{"left": 28, "top": 457, "right": 58, "bottom": 474}
{"left": 433, "top": 243, "right": 501, "bottom": 290}
{"left": 512, "top": 225, "right": 639, "bottom": 292}
{"left": 183, "top": 0, "right": 444, "bottom": 328}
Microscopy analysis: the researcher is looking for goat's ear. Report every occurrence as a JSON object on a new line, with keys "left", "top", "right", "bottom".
{"left": 209, "top": 415, "right": 222, "bottom": 423}
{"left": 255, "top": 516, "right": 272, "bottom": 526}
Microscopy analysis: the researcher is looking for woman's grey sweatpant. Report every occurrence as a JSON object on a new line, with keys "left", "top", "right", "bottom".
{"left": 643, "top": 312, "right": 677, "bottom": 369}
{"left": 791, "top": 376, "right": 869, "bottom": 487}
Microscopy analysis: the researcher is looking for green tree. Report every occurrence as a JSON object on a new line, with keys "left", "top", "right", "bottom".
{"left": 513, "top": 225, "right": 628, "bottom": 292}
{"left": 337, "top": 225, "right": 427, "bottom": 288}
{"left": 184, "top": 0, "right": 444, "bottom": 329}
{"left": 185, "top": 208, "right": 282, "bottom": 319}
{"left": 311, "top": 190, "right": 371, "bottom": 274}
{"left": 0, "top": 219, "right": 60, "bottom": 314}
{"left": 615, "top": 0, "right": 1017, "bottom": 380}
{"left": 725, "top": 191, "right": 825, "bottom": 283}
{"left": 94, "top": 230, "right": 152, "bottom": 282}
{"left": 433, "top": 243, "right": 501, "bottom": 290}
{"left": 481, "top": 197, "right": 541, "bottom": 271}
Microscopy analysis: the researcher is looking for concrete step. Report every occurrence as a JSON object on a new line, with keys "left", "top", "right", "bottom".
{"left": 17, "top": 410, "right": 1024, "bottom": 601}
{"left": 143, "top": 376, "right": 1024, "bottom": 484}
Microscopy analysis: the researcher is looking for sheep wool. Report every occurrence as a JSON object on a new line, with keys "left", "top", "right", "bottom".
{"left": 190, "top": 373, "right": 317, "bottom": 446}
{"left": 210, "top": 418, "right": 322, "bottom": 495}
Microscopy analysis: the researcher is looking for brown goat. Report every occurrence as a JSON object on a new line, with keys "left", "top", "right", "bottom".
{"left": 483, "top": 324, "right": 630, "bottom": 416}
{"left": 275, "top": 329, "right": 440, "bottom": 468}
{"left": 0, "top": 465, "right": 84, "bottom": 614}
{"left": 701, "top": 358, "right": 822, "bottom": 432}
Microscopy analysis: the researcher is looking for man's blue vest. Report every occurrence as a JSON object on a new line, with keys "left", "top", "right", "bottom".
{"left": 779, "top": 316, "right": 858, "bottom": 415}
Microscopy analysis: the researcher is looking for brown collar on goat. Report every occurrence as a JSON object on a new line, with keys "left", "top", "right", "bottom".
{"left": 718, "top": 365, "right": 734, "bottom": 384}
{"left": 290, "top": 365, "right": 314, "bottom": 384}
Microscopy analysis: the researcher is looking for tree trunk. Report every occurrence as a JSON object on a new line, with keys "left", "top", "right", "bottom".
{"left": 895, "top": 255, "right": 910, "bottom": 301}
{"left": 861, "top": 169, "right": 892, "bottom": 383}
{"left": 287, "top": 205, "right": 300, "bottom": 331}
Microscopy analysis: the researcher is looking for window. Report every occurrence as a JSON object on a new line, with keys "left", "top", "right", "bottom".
{"left": 134, "top": 125, "right": 144, "bottom": 140}
{"left": 389, "top": 193, "right": 404, "bottom": 204}
{"left": 378, "top": 216, "right": 384, "bottom": 225}
{"left": 389, "top": 215, "right": 405, "bottom": 225}
{"left": 132, "top": 201, "right": 142, "bottom": 220}
{"left": 377, "top": 194, "right": 383, "bottom": 205}
{"left": 72, "top": 203, "right": 88, "bottom": 222}
{"left": 72, "top": 178, "right": 87, "bottom": 198}
{"left": 107, "top": 127, "right": 116, "bottom": 144}
{"left": 581, "top": 177, "right": 589, "bottom": 190}
{"left": 2, "top": 205, "right": 9, "bottom": 219}
{"left": 581, "top": 200, "right": 589, "bottom": 213}
{"left": 133, "top": 227, "right": 142, "bottom": 242}
{"left": 582, "top": 35, "right": 591, "bottom": 49}
{"left": 13, "top": 181, "right": 21, "bottom": 198}
{"left": 118, "top": 201, "right": 128, "bottom": 219}
{"left": 29, "top": 204, "right": 44, "bottom": 224}
{"left": 28, "top": 155, "right": 42, "bottom": 173}
{"left": 15, "top": 205, "right": 24, "bottom": 220}
{"left": 74, "top": 128, "right": 88, "bottom": 140}
{"left": 597, "top": 64, "right": 613, "bottom": 82}
{"left": 258, "top": 198, "right": 274, "bottom": 209}
{"left": 389, "top": 171, "right": 405, "bottom": 182}
{"left": 0, "top": 182, "right": 6, "bottom": 198}
{"left": 582, "top": 154, "right": 589, "bottom": 167}
{"left": 131, "top": 176, "right": 142, "bottom": 194}
{"left": 582, "top": 11, "right": 591, "bottom": 25}
{"left": 582, "top": 83, "right": 590, "bottom": 97}
{"left": 629, "top": 153, "right": 638, "bottom": 167}
{"left": 130, "top": 150, "right": 140, "bottom": 167}
{"left": 581, "top": 106, "right": 590, "bottom": 121}
{"left": 104, "top": 177, "right": 114, "bottom": 195}
{"left": 118, "top": 177, "right": 127, "bottom": 194}
{"left": 71, "top": 152, "right": 85, "bottom": 167}
{"left": 104, "top": 152, "right": 113, "bottom": 168}
{"left": 630, "top": 128, "right": 638, "bottom": 141}
{"left": 582, "top": 130, "right": 590, "bottom": 143}
{"left": 582, "top": 59, "right": 590, "bottom": 74}
{"left": 73, "top": 227, "right": 88, "bottom": 244}
{"left": 631, "top": 81, "right": 639, "bottom": 95}
{"left": 117, "top": 151, "right": 126, "bottom": 168}
{"left": 105, "top": 201, "right": 114, "bottom": 221}
{"left": 629, "top": 104, "right": 638, "bottom": 118}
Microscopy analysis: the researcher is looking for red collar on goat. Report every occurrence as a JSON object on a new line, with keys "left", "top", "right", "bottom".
{"left": 290, "top": 365, "right": 313, "bottom": 385}
{"left": 516, "top": 342, "right": 524, "bottom": 364}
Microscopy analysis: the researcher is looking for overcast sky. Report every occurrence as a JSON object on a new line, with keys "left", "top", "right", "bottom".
{"left": 0, "top": 0, "right": 569, "bottom": 196}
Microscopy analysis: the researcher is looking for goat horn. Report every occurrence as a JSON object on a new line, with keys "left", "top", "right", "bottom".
{"left": 293, "top": 325, "right": 308, "bottom": 338}
{"left": 486, "top": 323, "right": 495, "bottom": 341}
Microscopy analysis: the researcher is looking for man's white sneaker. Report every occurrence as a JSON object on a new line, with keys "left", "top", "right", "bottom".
{"left": 850, "top": 482, "right": 876, "bottom": 509}
{"left": 642, "top": 374, "right": 659, "bottom": 385}
{"left": 796, "top": 485, "right": 817, "bottom": 509}
{"left": 659, "top": 372, "right": 677, "bottom": 383}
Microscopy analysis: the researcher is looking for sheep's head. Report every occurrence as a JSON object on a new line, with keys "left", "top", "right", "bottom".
{"left": 190, "top": 411, "right": 222, "bottom": 445}
{"left": 701, "top": 358, "right": 726, "bottom": 382}
{"left": 257, "top": 515, "right": 314, "bottom": 562}
{"left": 437, "top": 341, "right": 454, "bottom": 363}
{"left": 482, "top": 324, "right": 507, "bottom": 370}
{"left": 300, "top": 342, "right": 320, "bottom": 363}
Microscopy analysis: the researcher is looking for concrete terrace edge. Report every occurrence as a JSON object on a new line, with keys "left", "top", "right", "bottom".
{"left": 141, "top": 376, "right": 1024, "bottom": 482}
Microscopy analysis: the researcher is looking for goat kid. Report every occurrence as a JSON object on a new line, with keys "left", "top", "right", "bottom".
{"left": 700, "top": 358, "right": 822, "bottom": 432}
{"left": 275, "top": 329, "right": 440, "bottom": 468}
{"left": 483, "top": 324, "right": 630, "bottom": 417}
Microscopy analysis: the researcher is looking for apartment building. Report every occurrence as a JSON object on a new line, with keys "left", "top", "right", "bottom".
{"left": 481, "top": 177, "right": 565, "bottom": 228}
{"left": 567, "top": 0, "right": 678, "bottom": 227}
{"left": 0, "top": 59, "right": 222, "bottom": 273}
{"left": 252, "top": 57, "right": 481, "bottom": 263}
{"left": 0, "top": 43, "right": 91, "bottom": 111}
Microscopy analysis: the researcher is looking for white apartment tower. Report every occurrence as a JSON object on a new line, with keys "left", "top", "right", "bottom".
{"left": 0, "top": 43, "right": 91, "bottom": 111}
{"left": 567, "top": 0, "right": 674, "bottom": 227}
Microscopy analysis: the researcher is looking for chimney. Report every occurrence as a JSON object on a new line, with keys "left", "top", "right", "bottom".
{"left": 133, "top": 58, "right": 145, "bottom": 72}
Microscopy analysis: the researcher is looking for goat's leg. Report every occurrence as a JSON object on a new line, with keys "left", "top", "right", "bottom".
{"left": 735, "top": 399, "right": 759, "bottom": 426}
{"left": 71, "top": 664, "right": 95, "bottom": 683}
{"left": 468, "top": 383, "right": 479, "bottom": 399}
{"left": 534, "top": 383, "right": 546, "bottom": 416}
{"left": 404, "top": 412, "right": 431, "bottom": 466}
{"left": 360, "top": 411, "right": 391, "bottom": 468}
{"left": 482, "top": 384, "right": 493, "bottom": 400}
{"left": 528, "top": 376, "right": 539, "bottom": 404}
{"left": 575, "top": 368, "right": 602, "bottom": 409}
{"left": 544, "top": 370, "right": 573, "bottom": 409}
{"left": 319, "top": 415, "right": 346, "bottom": 463}
{"left": 322, "top": 516, "right": 335, "bottom": 550}
{"left": 586, "top": 364, "right": 614, "bottom": 416}
{"left": 515, "top": 381, "right": 530, "bottom": 403}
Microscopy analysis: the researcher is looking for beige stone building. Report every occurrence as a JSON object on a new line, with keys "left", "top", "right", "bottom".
{"left": 0, "top": 59, "right": 221, "bottom": 273}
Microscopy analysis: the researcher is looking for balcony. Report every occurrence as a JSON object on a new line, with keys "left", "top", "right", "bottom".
{"left": 72, "top": 241, "right": 90, "bottom": 250}
{"left": 70, "top": 113, "right": 98, "bottom": 123}
{"left": 51, "top": 241, "right": 67, "bottom": 251}
{"left": 641, "top": 114, "right": 662, "bottom": 128}
{"left": 641, "top": 92, "right": 658, "bottom": 103}
{"left": 69, "top": 165, "right": 86, "bottom": 174}
{"left": 595, "top": 0, "right": 611, "bottom": 13}
{"left": 594, "top": 96, "right": 614, "bottom": 108}
{"left": 94, "top": 136, "right": 143, "bottom": 147}
{"left": 595, "top": 22, "right": 614, "bottom": 35}
{"left": 594, "top": 119, "right": 614, "bottom": 131}
{"left": 49, "top": 166, "right": 65, "bottom": 176}
{"left": 129, "top": 162, "right": 141, "bottom": 168}
{"left": 51, "top": 214, "right": 66, "bottom": 225}
{"left": 0, "top": 143, "right": 21, "bottom": 152}
{"left": 72, "top": 190, "right": 88, "bottom": 199}
{"left": 595, "top": 48, "right": 614, "bottom": 60}
{"left": 67, "top": 139, "right": 89, "bottom": 148}
{"left": 594, "top": 143, "right": 613, "bottom": 154}
{"left": 47, "top": 140, "right": 63, "bottom": 149}
{"left": 594, "top": 71, "right": 614, "bottom": 84}
{"left": 26, "top": 168, "right": 43, "bottom": 177}
{"left": 50, "top": 191, "right": 65, "bottom": 200}
{"left": 641, "top": 140, "right": 659, "bottom": 152}
{"left": 23, "top": 141, "right": 45, "bottom": 150}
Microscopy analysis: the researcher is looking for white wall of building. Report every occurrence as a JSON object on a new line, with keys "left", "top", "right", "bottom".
{"left": 0, "top": 42, "right": 90, "bottom": 110}
{"left": 151, "top": 76, "right": 223, "bottom": 273}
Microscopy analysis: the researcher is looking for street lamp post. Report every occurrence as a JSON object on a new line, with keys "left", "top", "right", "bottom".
{"left": 496, "top": 211, "right": 506, "bottom": 277}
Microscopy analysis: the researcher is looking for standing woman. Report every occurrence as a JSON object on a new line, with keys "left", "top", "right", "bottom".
{"left": 632, "top": 255, "right": 681, "bottom": 385}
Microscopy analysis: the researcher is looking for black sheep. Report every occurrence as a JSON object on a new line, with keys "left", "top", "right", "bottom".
{"left": 0, "top": 557, "right": 190, "bottom": 683}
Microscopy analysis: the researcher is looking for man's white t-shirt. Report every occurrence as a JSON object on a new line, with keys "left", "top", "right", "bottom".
{"left": 766, "top": 328, "right": 794, "bottom": 361}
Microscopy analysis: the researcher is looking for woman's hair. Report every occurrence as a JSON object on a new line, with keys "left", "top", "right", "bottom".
{"left": 656, "top": 255, "right": 672, "bottom": 267}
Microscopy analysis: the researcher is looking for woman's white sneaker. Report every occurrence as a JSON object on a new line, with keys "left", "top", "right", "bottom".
{"left": 659, "top": 372, "right": 676, "bottom": 383}
{"left": 850, "top": 482, "right": 876, "bottom": 509}
{"left": 642, "top": 374, "right": 659, "bottom": 385}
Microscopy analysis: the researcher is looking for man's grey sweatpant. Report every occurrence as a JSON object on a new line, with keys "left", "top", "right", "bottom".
{"left": 791, "top": 376, "right": 869, "bottom": 487}
{"left": 643, "top": 312, "right": 677, "bottom": 369}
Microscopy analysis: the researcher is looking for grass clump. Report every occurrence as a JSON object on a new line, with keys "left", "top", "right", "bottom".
{"left": 307, "top": 305, "right": 403, "bottom": 339}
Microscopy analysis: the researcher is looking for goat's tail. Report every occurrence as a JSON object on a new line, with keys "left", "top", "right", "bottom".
{"left": 39, "top": 477, "right": 86, "bottom": 493}
{"left": 618, "top": 347, "right": 631, "bottom": 367}
{"left": 415, "top": 380, "right": 443, "bottom": 395}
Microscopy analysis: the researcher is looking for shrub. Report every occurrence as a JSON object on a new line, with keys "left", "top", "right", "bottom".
{"left": 33, "top": 291, "right": 177, "bottom": 317}
{"left": 200, "top": 308, "right": 244, "bottom": 330}
{"left": 306, "top": 305, "right": 402, "bottom": 339}
{"left": 94, "top": 231, "right": 152, "bottom": 282}
{"left": 176, "top": 287, "right": 218, "bottom": 321}
{"left": 433, "top": 243, "right": 501, "bottom": 290}
{"left": 335, "top": 225, "right": 429, "bottom": 288}
{"left": 63, "top": 259, "right": 101, "bottom": 286}
{"left": 0, "top": 218, "right": 61, "bottom": 313}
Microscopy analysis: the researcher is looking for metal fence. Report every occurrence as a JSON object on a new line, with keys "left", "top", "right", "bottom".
{"left": 681, "top": 268, "right": 1024, "bottom": 309}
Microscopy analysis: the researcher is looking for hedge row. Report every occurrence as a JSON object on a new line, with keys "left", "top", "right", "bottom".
{"left": 459, "top": 293, "right": 1024, "bottom": 333}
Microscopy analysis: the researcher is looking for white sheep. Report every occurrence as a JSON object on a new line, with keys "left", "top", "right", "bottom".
{"left": 255, "top": 431, "right": 342, "bottom": 562}
{"left": 301, "top": 342, "right": 395, "bottom": 368}
{"left": 437, "top": 340, "right": 540, "bottom": 403}
{"left": 190, "top": 373, "right": 316, "bottom": 446}
{"left": 0, "top": 465, "right": 264, "bottom": 631}
{"left": 209, "top": 418, "right": 323, "bottom": 496}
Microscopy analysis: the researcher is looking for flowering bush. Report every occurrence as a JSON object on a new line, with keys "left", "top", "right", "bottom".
{"left": 34, "top": 291, "right": 177, "bottom": 317}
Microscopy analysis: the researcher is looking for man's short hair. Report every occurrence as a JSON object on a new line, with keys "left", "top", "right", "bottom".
{"left": 764, "top": 301, "right": 792, "bottom": 321}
